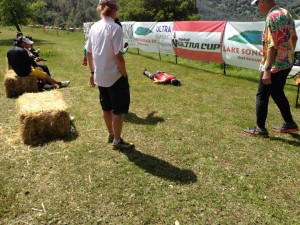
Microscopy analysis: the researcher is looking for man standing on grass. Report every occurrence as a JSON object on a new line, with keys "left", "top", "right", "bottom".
{"left": 86, "top": 0, "right": 134, "bottom": 150}
{"left": 244, "top": 0, "right": 298, "bottom": 137}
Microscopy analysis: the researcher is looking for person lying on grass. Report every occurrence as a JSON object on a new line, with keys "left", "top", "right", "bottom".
{"left": 143, "top": 68, "right": 181, "bottom": 86}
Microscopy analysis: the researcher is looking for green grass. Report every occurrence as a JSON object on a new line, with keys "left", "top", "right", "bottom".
{"left": 0, "top": 26, "right": 300, "bottom": 224}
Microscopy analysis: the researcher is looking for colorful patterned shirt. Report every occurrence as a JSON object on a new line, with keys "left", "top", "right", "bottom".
{"left": 260, "top": 5, "right": 297, "bottom": 73}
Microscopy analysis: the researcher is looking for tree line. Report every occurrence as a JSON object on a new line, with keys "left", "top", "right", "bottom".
{"left": 1, "top": 0, "right": 299, "bottom": 32}
{"left": 0, "top": 0, "right": 200, "bottom": 31}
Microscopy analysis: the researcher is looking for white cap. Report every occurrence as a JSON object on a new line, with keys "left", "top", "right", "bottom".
{"left": 251, "top": 0, "right": 258, "bottom": 5}
{"left": 19, "top": 37, "right": 34, "bottom": 45}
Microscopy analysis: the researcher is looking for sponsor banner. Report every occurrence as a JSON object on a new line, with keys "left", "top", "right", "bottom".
{"left": 154, "top": 22, "right": 175, "bottom": 55}
{"left": 296, "top": 20, "right": 300, "bottom": 52}
{"left": 223, "top": 21, "right": 300, "bottom": 71}
{"left": 222, "top": 22, "right": 265, "bottom": 70}
{"left": 121, "top": 21, "right": 138, "bottom": 48}
{"left": 133, "top": 22, "right": 159, "bottom": 53}
{"left": 83, "top": 22, "right": 94, "bottom": 38}
{"left": 172, "top": 21, "right": 226, "bottom": 62}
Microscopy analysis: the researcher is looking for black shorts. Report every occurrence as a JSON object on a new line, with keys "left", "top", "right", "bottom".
{"left": 98, "top": 76, "right": 130, "bottom": 115}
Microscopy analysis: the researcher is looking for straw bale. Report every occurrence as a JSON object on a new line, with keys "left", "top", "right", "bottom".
{"left": 16, "top": 90, "right": 70, "bottom": 144}
{"left": 4, "top": 70, "right": 39, "bottom": 98}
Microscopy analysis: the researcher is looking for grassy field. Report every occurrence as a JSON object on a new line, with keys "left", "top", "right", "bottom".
{"left": 0, "top": 26, "right": 300, "bottom": 224}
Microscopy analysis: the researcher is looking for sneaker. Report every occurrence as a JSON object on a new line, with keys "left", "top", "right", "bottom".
{"left": 43, "top": 84, "right": 55, "bottom": 90}
{"left": 107, "top": 134, "right": 114, "bottom": 144}
{"left": 272, "top": 122, "right": 299, "bottom": 133}
{"left": 244, "top": 127, "right": 269, "bottom": 137}
{"left": 113, "top": 138, "right": 135, "bottom": 150}
{"left": 59, "top": 81, "right": 70, "bottom": 88}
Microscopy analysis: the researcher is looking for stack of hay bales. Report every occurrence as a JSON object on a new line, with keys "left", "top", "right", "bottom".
{"left": 16, "top": 90, "right": 70, "bottom": 145}
{"left": 4, "top": 69, "right": 39, "bottom": 98}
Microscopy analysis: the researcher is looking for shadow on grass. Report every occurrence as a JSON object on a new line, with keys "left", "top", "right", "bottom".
{"left": 270, "top": 133, "right": 300, "bottom": 147}
{"left": 124, "top": 111, "right": 165, "bottom": 125}
{"left": 127, "top": 51, "right": 225, "bottom": 75}
{"left": 0, "top": 38, "right": 55, "bottom": 47}
{"left": 120, "top": 148, "right": 197, "bottom": 184}
{"left": 0, "top": 38, "right": 15, "bottom": 47}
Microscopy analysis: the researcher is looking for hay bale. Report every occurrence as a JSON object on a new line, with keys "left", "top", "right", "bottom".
{"left": 4, "top": 70, "right": 39, "bottom": 98}
{"left": 16, "top": 90, "right": 71, "bottom": 144}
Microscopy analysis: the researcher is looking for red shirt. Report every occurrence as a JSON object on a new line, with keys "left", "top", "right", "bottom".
{"left": 152, "top": 72, "right": 175, "bottom": 82}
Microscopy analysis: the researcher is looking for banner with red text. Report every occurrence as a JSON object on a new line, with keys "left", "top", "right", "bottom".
{"left": 121, "top": 21, "right": 138, "bottom": 49}
{"left": 172, "top": 21, "right": 226, "bottom": 62}
{"left": 222, "top": 22, "right": 265, "bottom": 70}
{"left": 154, "top": 22, "right": 175, "bottom": 55}
{"left": 132, "top": 22, "right": 159, "bottom": 53}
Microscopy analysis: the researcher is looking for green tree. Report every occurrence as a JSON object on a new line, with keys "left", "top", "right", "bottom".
{"left": 0, "top": 0, "right": 30, "bottom": 31}
{"left": 118, "top": 0, "right": 200, "bottom": 22}
{"left": 28, "top": 0, "right": 47, "bottom": 25}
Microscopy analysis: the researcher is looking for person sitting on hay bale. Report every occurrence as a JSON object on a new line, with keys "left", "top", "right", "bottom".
{"left": 25, "top": 36, "right": 41, "bottom": 58}
{"left": 7, "top": 37, "right": 70, "bottom": 90}
{"left": 143, "top": 68, "right": 181, "bottom": 86}
{"left": 23, "top": 36, "right": 53, "bottom": 89}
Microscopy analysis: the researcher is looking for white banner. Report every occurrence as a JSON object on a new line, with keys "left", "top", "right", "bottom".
{"left": 296, "top": 20, "right": 300, "bottom": 52}
{"left": 133, "top": 22, "right": 159, "bottom": 53}
{"left": 154, "top": 22, "right": 175, "bottom": 55}
{"left": 121, "top": 21, "right": 138, "bottom": 49}
{"left": 222, "top": 22, "right": 265, "bottom": 70}
{"left": 83, "top": 22, "right": 94, "bottom": 38}
{"left": 223, "top": 21, "right": 300, "bottom": 71}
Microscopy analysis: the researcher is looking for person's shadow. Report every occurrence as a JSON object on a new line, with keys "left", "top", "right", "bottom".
{"left": 119, "top": 148, "right": 197, "bottom": 184}
{"left": 124, "top": 111, "right": 164, "bottom": 125}
{"left": 270, "top": 133, "right": 300, "bottom": 148}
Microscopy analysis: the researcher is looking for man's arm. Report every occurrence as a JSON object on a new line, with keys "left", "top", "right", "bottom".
{"left": 86, "top": 52, "right": 94, "bottom": 72}
{"left": 115, "top": 51, "right": 127, "bottom": 77}
{"left": 265, "top": 47, "right": 277, "bottom": 69}
{"left": 22, "top": 49, "right": 37, "bottom": 67}
{"left": 292, "top": 32, "right": 298, "bottom": 50}
{"left": 262, "top": 47, "right": 277, "bottom": 85}
{"left": 86, "top": 52, "right": 96, "bottom": 87}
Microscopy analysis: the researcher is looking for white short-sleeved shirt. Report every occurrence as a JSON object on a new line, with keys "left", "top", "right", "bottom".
{"left": 86, "top": 17, "right": 123, "bottom": 87}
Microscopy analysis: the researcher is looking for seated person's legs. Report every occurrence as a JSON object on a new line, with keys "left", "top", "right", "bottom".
{"left": 29, "top": 67, "right": 58, "bottom": 86}
{"left": 37, "top": 65, "right": 51, "bottom": 76}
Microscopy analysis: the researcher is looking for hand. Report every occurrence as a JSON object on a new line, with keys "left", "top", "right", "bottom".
{"left": 36, "top": 57, "right": 47, "bottom": 62}
{"left": 89, "top": 74, "right": 96, "bottom": 87}
{"left": 262, "top": 70, "right": 272, "bottom": 85}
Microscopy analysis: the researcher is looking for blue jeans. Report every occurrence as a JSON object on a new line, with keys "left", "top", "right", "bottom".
{"left": 256, "top": 68, "right": 294, "bottom": 128}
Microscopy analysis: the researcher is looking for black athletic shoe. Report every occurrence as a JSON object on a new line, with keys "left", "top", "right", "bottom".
{"left": 272, "top": 122, "right": 299, "bottom": 133}
{"left": 244, "top": 127, "right": 269, "bottom": 137}
{"left": 113, "top": 138, "right": 135, "bottom": 150}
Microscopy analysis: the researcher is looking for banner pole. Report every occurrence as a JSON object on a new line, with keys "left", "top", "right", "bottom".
{"left": 159, "top": 51, "right": 161, "bottom": 61}
{"left": 224, "top": 63, "right": 226, "bottom": 75}
{"left": 175, "top": 55, "right": 178, "bottom": 64}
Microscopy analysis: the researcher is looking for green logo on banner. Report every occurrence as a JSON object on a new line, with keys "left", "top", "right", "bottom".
{"left": 135, "top": 27, "right": 153, "bottom": 36}
{"left": 228, "top": 30, "right": 262, "bottom": 45}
